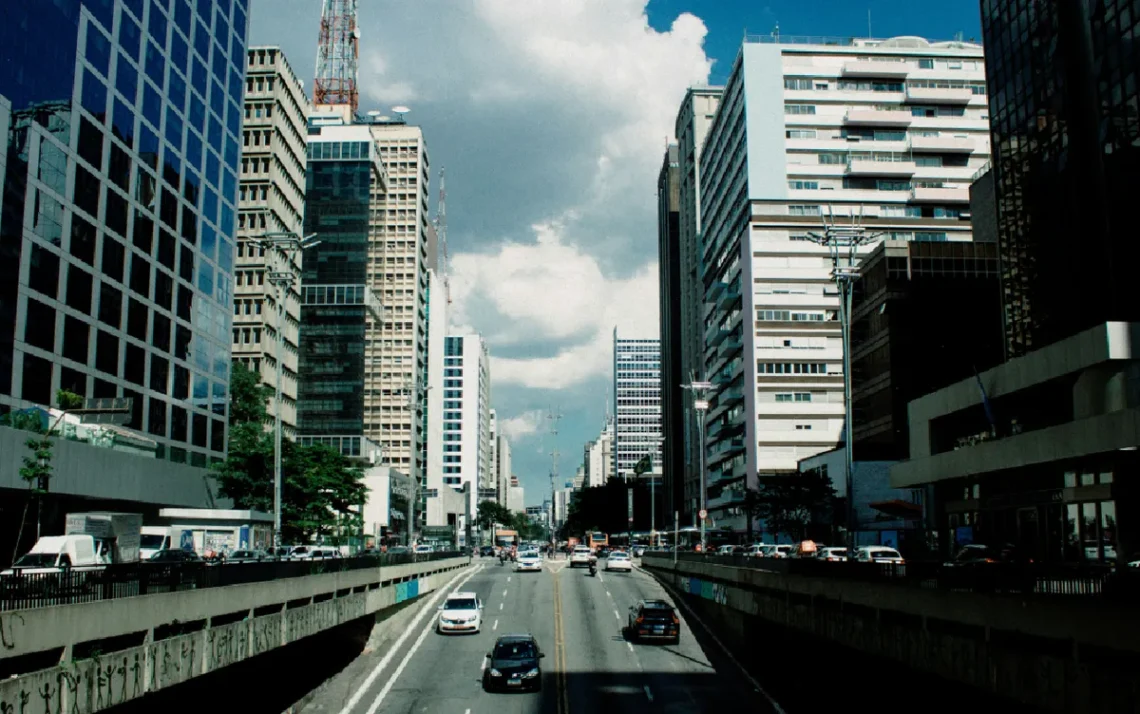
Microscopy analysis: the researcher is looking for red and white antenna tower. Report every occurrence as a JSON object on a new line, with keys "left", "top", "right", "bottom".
{"left": 433, "top": 167, "right": 452, "bottom": 304}
{"left": 314, "top": 0, "right": 360, "bottom": 115}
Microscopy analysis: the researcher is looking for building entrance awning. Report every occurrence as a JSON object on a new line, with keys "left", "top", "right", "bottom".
{"left": 870, "top": 499, "right": 923, "bottom": 520}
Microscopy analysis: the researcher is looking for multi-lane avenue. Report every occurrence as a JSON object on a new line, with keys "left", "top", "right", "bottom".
{"left": 301, "top": 557, "right": 782, "bottom": 714}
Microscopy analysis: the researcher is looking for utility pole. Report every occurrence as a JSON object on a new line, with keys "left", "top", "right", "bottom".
{"left": 683, "top": 375, "right": 714, "bottom": 552}
{"left": 547, "top": 407, "right": 562, "bottom": 553}
{"left": 805, "top": 208, "right": 882, "bottom": 552}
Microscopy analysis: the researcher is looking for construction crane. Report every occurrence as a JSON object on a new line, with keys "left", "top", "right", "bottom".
{"left": 432, "top": 167, "right": 452, "bottom": 304}
{"left": 314, "top": 0, "right": 359, "bottom": 115}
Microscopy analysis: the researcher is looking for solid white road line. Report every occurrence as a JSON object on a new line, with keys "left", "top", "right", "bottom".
{"left": 626, "top": 642, "right": 634, "bottom": 653}
{"left": 606, "top": 591, "right": 612, "bottom": 598}
{"left": 365, "top": 594, "right": 457, "bottom": 714}
{"left": 493, "top": 619, "right": 499, "bottom": 631}
{"left": 598, "top": 573, "right": 604, "bottom": 582}
{"left": 643, "top": 686, "right": 654, "bottom": 702}
{"left": 337, "top": 564, "right": 482, "bottom": 714}
{"left": 613, "top": 610, "right": 620, "bottom": 620}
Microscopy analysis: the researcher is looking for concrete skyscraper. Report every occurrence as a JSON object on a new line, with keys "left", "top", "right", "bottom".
{"left": 442, "top": 334, "right": 491, "bottom": 529}
{"left": 692, "top": 35, "right": 989, "bottom": 530}
{"left": 233, "top": 46, "right": 308, "bottom": 438}
{"left": 612, "top": 333, "right": 662, "bottom": 480}
{"left": 674, "top": 87, "right": 723, "bottom": 524}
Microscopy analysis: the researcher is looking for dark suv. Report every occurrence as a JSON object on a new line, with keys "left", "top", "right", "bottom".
{"left": 627, "top": 599, "right": 680, "bottom": 644}
{"left": 483, "top": 634, "right": 545, "bottom": 692}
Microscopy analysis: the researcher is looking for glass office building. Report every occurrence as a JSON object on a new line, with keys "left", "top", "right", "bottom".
{"left": 0, "top": 0, "right": 248, "bottom": 466}
{"left": 982, "top": 0, "right": 1140, "bottom": 358}
{"left": 296, "top": 124, "right": 386, "bottom": 458}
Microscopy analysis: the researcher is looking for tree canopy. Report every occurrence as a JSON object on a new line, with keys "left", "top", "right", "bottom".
{"left": 750, "top": 470, "right": 838, "bottom": 543}
{"left": 213, "top": 364, "right": 366, "bottom": 544}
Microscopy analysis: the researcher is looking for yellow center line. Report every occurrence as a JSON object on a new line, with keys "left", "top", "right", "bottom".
{"left": 553, "top": 571, "right": 569, "bottom": 714}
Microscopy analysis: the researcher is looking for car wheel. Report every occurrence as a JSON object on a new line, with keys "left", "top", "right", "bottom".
{"left": 481, "top": 675, "right": 490, "bottom": 692}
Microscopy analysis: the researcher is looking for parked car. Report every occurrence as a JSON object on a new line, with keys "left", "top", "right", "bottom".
{"left": 818, "top": 547, "right": 848, "bottom": 562}
{"left": 855, "top": 546, "right": 904, "bottom": 564}
{"left": 226, "top": 549, "right": 270, "bottom": 563}
{"left": 759, "top": 545, "right": 793, "bottom": 559}
{"left": 148, "top": 549, "right": 203, "bottom": 564}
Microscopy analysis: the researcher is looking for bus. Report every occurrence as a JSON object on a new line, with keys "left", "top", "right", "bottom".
{"left": 586, "top": 532, "right": 608, "bottom": 551}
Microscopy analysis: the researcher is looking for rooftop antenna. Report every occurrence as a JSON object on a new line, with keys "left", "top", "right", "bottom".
{"left": 432, "top": 167, "right": 451, "bottom": 303}
{"left": 314, "top": 0, "right": 359, "bottom": 114}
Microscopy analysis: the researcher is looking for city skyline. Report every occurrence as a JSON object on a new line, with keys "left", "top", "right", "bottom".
{"left": 247, "top": 0, "right": 985, "bottom": 504}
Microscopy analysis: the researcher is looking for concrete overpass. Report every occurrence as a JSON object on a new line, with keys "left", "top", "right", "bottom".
{"left": 0, "top": 554, "right": 471, "bottom": 714}
{"left": 640, "top": 553, "right": 1140, "bottom": 714}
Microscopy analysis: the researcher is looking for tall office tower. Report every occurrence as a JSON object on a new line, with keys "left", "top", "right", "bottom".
{"left": 423, "top": 267, "right": 448, "bottom": 522}
{"left": 697, "top": 36, "right": 989, "bottom": 529}
{"left": 296, "top": 117, "right": 385, "bottom": 463}
{"left": 613, "top": 333, "right": 662, "bottom": 480}
{"left": 233, "top": 46, "right": 308, "bottom": 438}
{"left": 360, "top": 120, "right": 432, "bottom": 492}
{"left": 442, "top": 334, "right": 491, "bottom": 524}
{"left": 494, "top": 430, "right": 512, "bottom": 508}
{"left": 980, "top": 0, "right": 1140, "bottom": 358}
{"left": 674, "top": 87, "right": 723, "bottom": 524}
{"left": 0, "top": 0, "right": 249, "bottom": 466}
{"left": 507, "top": 475, "right": 524, "bottom": 514}
{"left": 656, "top": 144, "right": 684, "bottom": 524}
{"left": 583, "top": 418, "right": 614, "bottom": 488}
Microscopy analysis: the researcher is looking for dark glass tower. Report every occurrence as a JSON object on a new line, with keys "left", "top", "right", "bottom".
{"left": 297, "top": 124, "right": 385, "bottom": 458}
{"left": 656, "top": 145, "right": 683, "bottom": 523}
{"left": 0, "top": 0, "right": 249, "bottom": 466}
{"left": 981, "top": 0, "right": 1140, "bottom": 358}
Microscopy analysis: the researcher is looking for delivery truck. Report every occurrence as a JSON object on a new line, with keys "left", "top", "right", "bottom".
{"left": 64, "top": 512, "right": 142, "bottom": 564}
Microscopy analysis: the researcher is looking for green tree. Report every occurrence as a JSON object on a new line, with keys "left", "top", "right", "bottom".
{"left": 476, "top": 500, "right": 513, "bottom": 532}
{"left": 741, "top": 487, "right": 765, "bottom": 545}
{"left": 213, "top": 366, "right": 367, "bottom": 544}
{"left": 753, "top": 470, "right": 837, "bottom": 543}
{"left": 7, "top": 389, "right": 84, "bottom": 563}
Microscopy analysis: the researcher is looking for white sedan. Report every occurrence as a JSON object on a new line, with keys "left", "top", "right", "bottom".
{"left": 515, "top": 551, "right": 543, "bottom": 572}
{"left": 437, "top": 592, "right": 483, "bottom": 634}
{"left": 604, "top": 551, "right": 632, "bottom": 572}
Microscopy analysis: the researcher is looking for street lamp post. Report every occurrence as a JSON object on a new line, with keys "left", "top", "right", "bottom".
{"left": 804, "top": 211, "right": 882, "bottom": 551}
{"left": 683, "top": 379, "right": 713, "bottom": 551}
{"left": 242, "top": 231, "right": 319, "bottom": 548}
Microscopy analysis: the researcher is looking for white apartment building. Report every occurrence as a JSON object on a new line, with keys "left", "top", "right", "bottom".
{"left": 362, "top": 120, "right": 432, "bottom": 488}
{"left": 234, "top": 47, "right": 309, "bottom": 436}
{"left": 443, "top": 334, "right": 492, "bottom": 523}
{"left": 583, "top": 418, "right": 614, "bottom": 488}
{"left": 507, "top": 476, "right": 525, "bottom": 514}
{"left": 613, "top": 334, "right": 663, "bottom": 480}
{"left": 675, "top": 87, "right": 723, "bottom": 522}
{"left": 697, "top": 36, "right": 989, "bottom": 530}
{"left": 495, "top": 434, "right": 513, "bottom": 508}
{"left": 423, "top": 268, "right": 449, "bottom": 526}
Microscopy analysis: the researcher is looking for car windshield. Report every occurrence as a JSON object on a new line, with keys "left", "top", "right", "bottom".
{"left": 574, "top": 548, "right": 591, "bottom": 554}
{"left": 494, "top": 641, "right": 537, "bottom": 660}
{"left": 14, "top": 553, "right": 58, "bottom": 567}
{"left": 444, "top": 598, "right": 477, "bottom": 610}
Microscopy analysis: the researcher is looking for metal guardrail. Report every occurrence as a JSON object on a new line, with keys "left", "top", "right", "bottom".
{"left": 0, "top": 551, "right": 465, "bottom": 612}
{"left": 642, "top": 551, "right": 1138, "bottom": 600}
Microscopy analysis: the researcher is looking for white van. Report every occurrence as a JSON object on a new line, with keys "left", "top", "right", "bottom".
{"left": 139, "top": 526, "right": 172, "bottom": 560}
{"left": 1, "top": 535, "right": 103, "bottom": 576}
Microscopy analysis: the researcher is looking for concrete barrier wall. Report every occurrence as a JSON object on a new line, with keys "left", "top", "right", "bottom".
{"left": 643, "top": 557, "right": 1140, "bottom": 714}
{"left": 0, "top": 557, "right": 470, "bottom": 714}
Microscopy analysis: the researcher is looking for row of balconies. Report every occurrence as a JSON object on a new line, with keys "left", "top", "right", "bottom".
{"left": 787, "top": 83, "right": 980, "bottom": 105}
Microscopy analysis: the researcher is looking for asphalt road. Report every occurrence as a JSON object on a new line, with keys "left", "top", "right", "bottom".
{"left": 301, "top": 557, "right": 781, "bottom": 714}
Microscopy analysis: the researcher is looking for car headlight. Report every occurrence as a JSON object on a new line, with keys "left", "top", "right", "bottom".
{"left": 489, "top": 668, "right": 503, "bottom": 677}
{"left": 523, "top": 668, "right": 539, "bottom": 678}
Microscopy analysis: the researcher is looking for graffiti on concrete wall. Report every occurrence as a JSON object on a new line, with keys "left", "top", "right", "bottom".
{"left": 678, "top": 576, "right": 727, "bottom": 605}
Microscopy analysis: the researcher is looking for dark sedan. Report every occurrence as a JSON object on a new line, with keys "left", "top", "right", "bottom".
{"left": 148, "top": 549, "right": 202, "bottom": 563}
{"left": 627, "top": 599, "right": 681, "bottom": 644}
{"left": 482, "top": 634, "right": 544, "bottom": 692}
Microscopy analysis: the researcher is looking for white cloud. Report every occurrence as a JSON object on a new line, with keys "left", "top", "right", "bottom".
{"left": 498, "top": 410, "right": 547, "bottom": 441}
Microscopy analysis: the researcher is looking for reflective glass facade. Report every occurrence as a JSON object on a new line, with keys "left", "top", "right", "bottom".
{"left": 297, "top": 126, "right": 382, "bottom": 457}
{"left": 982, "top": 0, "right": 1140, "bottom": 358}
{"left": 0, "top": 0, "right": 248, "bottom": 466}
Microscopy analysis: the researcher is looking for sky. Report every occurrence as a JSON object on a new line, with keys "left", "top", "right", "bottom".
{"left": 249, "top": 0, "right": 984, "bottom": 506}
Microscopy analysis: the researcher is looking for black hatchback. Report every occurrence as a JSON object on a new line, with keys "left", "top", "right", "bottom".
{"left": 483, "top": 634, "right": 544, "bottom": 692}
